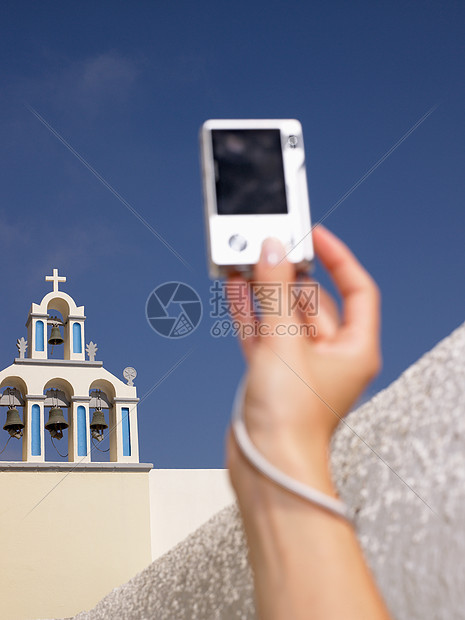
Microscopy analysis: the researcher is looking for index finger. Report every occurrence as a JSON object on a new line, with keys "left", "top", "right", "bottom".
{"left": 312, "top": 225, "right": 380, "bottom": 340}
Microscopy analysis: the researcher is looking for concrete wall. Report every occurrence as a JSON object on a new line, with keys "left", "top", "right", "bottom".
{"left": 0, "top": 464, "right": 152, "bottom": 620}
{"left": 69, "top": 322, "right": 465, "bottom": 620}
{"left": 149, "top": 469, "right": 235, "bottom": 560}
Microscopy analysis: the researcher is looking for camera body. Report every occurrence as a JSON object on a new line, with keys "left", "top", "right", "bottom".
{"left": 200, "top": 118, "right": 314, "bottom": 279}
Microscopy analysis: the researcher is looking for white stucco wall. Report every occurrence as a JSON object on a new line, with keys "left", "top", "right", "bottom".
{"left": 0, "top": 465, "right": 152, "bottom": 620}
{"left": 73, "top": 322, "right": 465, "bottom": 620}
{"left": 149, "top": 468, "right": 235, "bottom": 560}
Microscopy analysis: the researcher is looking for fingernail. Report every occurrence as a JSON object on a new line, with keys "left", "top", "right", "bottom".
{"left": 261, "top": 238, "right": 286, "bottom": 266}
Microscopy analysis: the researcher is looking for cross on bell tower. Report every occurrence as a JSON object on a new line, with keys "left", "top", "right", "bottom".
{"left": 45, "top": 269, "right": 67, "bottom": 293}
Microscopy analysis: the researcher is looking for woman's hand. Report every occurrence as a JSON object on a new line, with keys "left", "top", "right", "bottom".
{"left": 225, "top": 226, "right": 390, "bottom": 620}
{"left": 226, "top": 224, "right": 381, "bottom": 496}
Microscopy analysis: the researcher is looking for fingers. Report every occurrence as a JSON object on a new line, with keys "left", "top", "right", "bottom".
{"left": 252, "top": 238, "right": 296, "bottom": 330}
{"left": 297, "top": 276, "right": 340, "bottom": 341}
{"left": 312, "top": 225, "right": 380, "bottom": 341}
{"left": 225, "top": 275, "right": 257, "bottom": 360}
{"left": 227, "top": 238, "right": 300, "bottom": 356}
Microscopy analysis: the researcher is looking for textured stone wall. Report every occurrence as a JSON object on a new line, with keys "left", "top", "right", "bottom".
{"left": 72, "top": 321, "right": 465, "bottom": 620}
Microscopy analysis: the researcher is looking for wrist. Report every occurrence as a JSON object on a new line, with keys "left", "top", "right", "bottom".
{"left": 250, "top": 428, "right": 335, "bottom": 485}
{"left": 229, "top": 430, "right": 339, "bottom": 509}
{"left": 228, "top": 379, "right": 341, "bottom": 517}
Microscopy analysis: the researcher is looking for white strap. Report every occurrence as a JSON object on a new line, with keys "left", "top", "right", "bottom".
{"left": 231, "top": 377, "right": 353, "bottom": 523}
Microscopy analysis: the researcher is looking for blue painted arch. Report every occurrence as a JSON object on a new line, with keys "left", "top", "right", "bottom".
{"left": 31, "top": 404, "right": 41, "bottom": 456}
{"left": 35, "top": 321, "right": 44, "bottom": 352}
{"left": 73, "top": 323, "right": 82, "bottom": 354}
{"left": 122, "top": 408, "right": 131, "bottom": 456}
{"left": 77, "top": 406, "right": 87, "bottom": 456}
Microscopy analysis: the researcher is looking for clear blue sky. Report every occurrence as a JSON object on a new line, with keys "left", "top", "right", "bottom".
{"left": 0, "top": 1, "right": 464, "bottom": 466}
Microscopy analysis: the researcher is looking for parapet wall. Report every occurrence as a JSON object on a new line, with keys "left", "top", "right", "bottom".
{"left": 73, "top": 321, "right": 465, "bottom": 620}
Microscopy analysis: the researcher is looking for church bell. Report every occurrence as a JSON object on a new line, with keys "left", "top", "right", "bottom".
{"left": 90, "top": 409, "right": 108, "bottom": 442}
{"left": 45, "top": 406, "right": 69, "bottom": 439}
{"left": 48, "top": 325, "right": 64, "bottom": 346}
{"left": 3, "top": 406, "right": 24, "bottom": 439}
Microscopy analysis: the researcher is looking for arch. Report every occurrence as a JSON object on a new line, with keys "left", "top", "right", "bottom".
{"left": 0, "top": 376, "right": 29, "bottom": 397}
{"left": 0, "top": 379, "right": 28, "bottom": 458}
{"left": 35, "top": 290, "right": 83, "bottom": 318}
{"left": 43, "top": 378, "right": 75, "bottom": 401}
{"left": 88, "top": 380, "right": 114, "bottom": 463}
{"left": 43, "top": 378, "right": 73, "bottom": 457}
{"left": 46, "top": 310, "right": 65, "bottom": 359}
{"left": 46, "top": 297, "right": 71, "bottom": 322}
{"left": 89, "top": 379, "right": 117, "bottom": 402}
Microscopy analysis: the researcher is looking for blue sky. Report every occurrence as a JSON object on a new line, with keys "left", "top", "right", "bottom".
{"left": 0, "top": 1, "right": 464, "bottom": 466}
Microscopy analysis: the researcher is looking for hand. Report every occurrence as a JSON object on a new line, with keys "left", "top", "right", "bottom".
{"left": 226, "top": 225, "right": 381, "bottom": 493}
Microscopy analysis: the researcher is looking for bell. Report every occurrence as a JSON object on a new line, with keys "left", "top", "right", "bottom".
{"left": 3, "top": 406, "right": 24, "bottom": 439}
{"left": 45, "top": 407, "right": 68, "bottom": 439}
{"left": 48, "top": 325, "right": 64, "bottom": 346}
{"left": 90, "top": 409, "right": 108, "bottom": 442}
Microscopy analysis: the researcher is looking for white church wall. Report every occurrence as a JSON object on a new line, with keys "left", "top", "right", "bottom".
{"left": 0, "top": 465, "right": 153, "bottom": 620}
{"left": 149, "top": 468, "right": 235, "bottom": 560}
{"left": 0, "top": 269, "right": 154, "bottom": 619}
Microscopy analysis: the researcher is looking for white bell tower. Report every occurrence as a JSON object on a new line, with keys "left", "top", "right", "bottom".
{"left": 26, "top": 269, "right": 86, "bottom": 361}
{"left": 0, "top": 269, "right": 140, "bottom": 464}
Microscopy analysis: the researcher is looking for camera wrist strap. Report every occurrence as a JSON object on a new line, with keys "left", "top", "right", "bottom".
{"left": 231, "top": 376, "right": 353, "bottom": 523}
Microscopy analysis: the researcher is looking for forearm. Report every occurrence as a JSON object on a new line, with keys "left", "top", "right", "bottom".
{"left": 233, "top": 444, "right": 392, "bottom": 620}
{"left": 227, "top": 229, "right": 388, "bottom": 619}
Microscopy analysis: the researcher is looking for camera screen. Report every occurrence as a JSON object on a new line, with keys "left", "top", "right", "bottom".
{"left": 212, "top": 129, "right": 288, "bottom": 215}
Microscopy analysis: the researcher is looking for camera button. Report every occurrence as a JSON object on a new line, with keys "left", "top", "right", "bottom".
{"left": 287, "top": 135, "right": 298, "bottom": 148}
{"left": 229, "top": 234, "right": 247, "bottom": 252}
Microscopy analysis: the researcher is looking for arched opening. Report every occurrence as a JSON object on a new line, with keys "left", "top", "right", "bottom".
{"left": 46, "top": 297, "right": 71, "bottom": 323}
{"left": 46, "top": 309, "right": 65, "bottom": 360}
{"left": 88, "top": 380, "right": 116, "bottom": 463}
{"left": 0, "top": 382, "right": 26, "bottom": 461}
{"left": 43, "top": 378, "right": 73, "bottom": 462}
{"left": 88, "top": 390, "right": 111, "bottom": 462}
